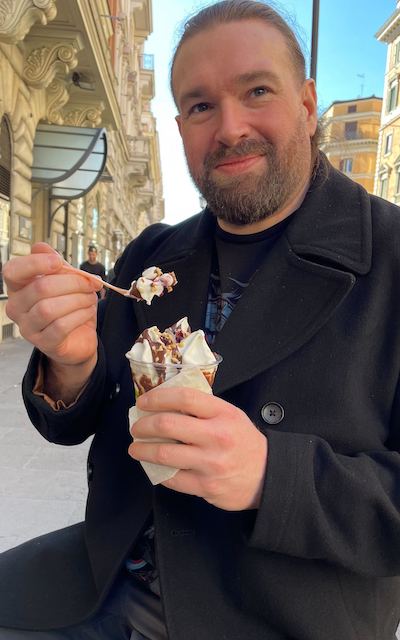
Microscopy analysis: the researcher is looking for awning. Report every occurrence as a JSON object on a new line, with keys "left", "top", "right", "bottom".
{"left": 31, "top": 124, "right": 107, "bottom": 200}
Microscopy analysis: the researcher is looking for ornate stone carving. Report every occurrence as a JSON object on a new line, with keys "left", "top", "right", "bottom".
{"left": 127, "top": 167, "right": 147, "bottom": 188}
{"left": 0, "top": 0, "right": 57, "bottom": 44}
{"left": 46, "top": 77, "right": 70, "bottom": 125}
{"left": 63, "top": 102, "right": 104, "bottom": 128}
{"left": 23, "top": 42, "right": 78, "bottom": 89}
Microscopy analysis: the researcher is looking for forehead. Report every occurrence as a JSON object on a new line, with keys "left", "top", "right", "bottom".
{"left": 172, "top": 19, "right": 296, "bottom": 101}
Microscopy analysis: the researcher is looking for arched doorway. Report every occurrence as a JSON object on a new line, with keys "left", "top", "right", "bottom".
{"left": 0, "top": 115, "right": 11, "bottom": 296}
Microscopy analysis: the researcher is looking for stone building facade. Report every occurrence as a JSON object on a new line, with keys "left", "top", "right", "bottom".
{"left": 0, "top": 0, "right": 164, "bottom": 341}
{"left": 375, "top": 1, "right": 400, "bottom": 204}
{"left": 319, "top": 96, "right": 383, "bottom": 193}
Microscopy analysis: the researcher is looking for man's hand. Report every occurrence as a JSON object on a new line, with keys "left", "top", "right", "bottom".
{"left": 128, "top": 387, "right": 268, "bottom": 511}
{"left": 4, "top": 243, "right": 103, "bottom": 400}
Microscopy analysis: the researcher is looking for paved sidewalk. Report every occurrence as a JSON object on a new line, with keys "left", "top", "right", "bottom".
{"left": 0, "top": 337, "right": 91, "bottom": 553}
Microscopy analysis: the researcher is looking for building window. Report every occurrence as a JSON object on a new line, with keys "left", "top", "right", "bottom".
{"left": 347, "top": 105, "right": 357, "bottom": 113}
{"left": 345, "top": 121, "right": 357, "bottom": 140}
{"left": 339, "top": 158, "right": 353, "bottom": 173}
{"left": 395, "top": 41, "right": 400, "bottom": 65}
{"left": 380, "top": 177, "right": 388, "bottom": 199}
{"left": 388, "top": 80, "right": 398, "bottom": 112}
{"left": 385, "top": 133, "right": 393, "bottom": 155}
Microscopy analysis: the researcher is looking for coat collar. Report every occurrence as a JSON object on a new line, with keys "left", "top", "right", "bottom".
{"left": 285, "top": 154, "right": 372, "bottom": 275}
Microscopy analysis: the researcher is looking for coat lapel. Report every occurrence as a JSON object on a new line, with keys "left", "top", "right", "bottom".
{"left": 212, "top": 235, "right": 355, "bottom": 395}
{"left": 212, "top": 157, "right": 372, "bottom": 395}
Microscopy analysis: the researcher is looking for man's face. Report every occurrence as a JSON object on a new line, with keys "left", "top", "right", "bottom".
{"left": 173, "top": 20, "right": 318, "bottom": 225}
{"left": 88, "top": 249, "right": 97, "bottom": 264}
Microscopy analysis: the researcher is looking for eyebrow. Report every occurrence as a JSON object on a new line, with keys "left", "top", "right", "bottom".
{"left": 179, "top": 70, "right": 281, "bottom": 109}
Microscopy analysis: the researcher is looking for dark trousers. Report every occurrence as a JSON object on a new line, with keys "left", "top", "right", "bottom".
{"left": 0, "top": 573, "right": 168, "bottom": 640}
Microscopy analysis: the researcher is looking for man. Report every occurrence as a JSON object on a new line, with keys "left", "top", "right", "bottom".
{"left": 1, "top": 1, "right": 400, "bottom": 639}
{"left": 80, "top": 245, "right": 106, "bottom": 299}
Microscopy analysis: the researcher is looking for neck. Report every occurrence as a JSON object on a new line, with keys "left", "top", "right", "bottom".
{"left": 217, "top": 175, "right": 311, "bottom": 235}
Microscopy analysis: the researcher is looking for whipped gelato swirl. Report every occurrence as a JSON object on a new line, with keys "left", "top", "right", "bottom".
{"left": 126, "top": 317, "right": 221, "bottom": 393}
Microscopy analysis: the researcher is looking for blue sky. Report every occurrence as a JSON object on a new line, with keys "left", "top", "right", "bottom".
{"left": 146, "top": 0, "right": 396, "bottom": 224}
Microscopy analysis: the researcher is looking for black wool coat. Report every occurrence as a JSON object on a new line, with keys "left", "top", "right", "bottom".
{"left": 1, "top": 158, "right": 400, "bottom": 639}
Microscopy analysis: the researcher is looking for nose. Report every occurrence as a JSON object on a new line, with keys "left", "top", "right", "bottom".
{"left": 215, "top": 100, "right": 251, "bottom": 147}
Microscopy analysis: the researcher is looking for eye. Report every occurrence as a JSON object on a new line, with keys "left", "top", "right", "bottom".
{"left": 251, "top": 86, "right": 269, "bottom": 97}
{"left": 188, "top": 102, "right": 209, "bottom": 115}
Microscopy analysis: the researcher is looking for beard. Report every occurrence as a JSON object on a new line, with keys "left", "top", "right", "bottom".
{"left": 189, "top": 125, "right": 311, "bottom": 226}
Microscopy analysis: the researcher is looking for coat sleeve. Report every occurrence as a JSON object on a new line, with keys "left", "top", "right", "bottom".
{"left": 249, "top": 401, "right": 400, "bottom": 577}
{"left": 21, "top": 339, "right": 107, "bottom": 445}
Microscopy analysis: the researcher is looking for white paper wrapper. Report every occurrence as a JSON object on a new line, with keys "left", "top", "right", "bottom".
{"left": 129, "top": 367, "right": 213, "bottom": 485}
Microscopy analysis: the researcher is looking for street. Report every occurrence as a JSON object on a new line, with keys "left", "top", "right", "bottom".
{"left": 0, "top": 337, "right": 91, "bottom": 553}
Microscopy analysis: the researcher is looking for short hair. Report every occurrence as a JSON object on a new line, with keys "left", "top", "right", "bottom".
{"left": 170, "top": 0, "right": 307, "bottom": 98}
{"left": 88, "top": 245, "right": 97, "bottom": 252}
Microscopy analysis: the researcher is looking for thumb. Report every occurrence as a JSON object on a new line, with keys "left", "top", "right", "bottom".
{"left": 31, "top": 242, "right": 60, "bottom": 256}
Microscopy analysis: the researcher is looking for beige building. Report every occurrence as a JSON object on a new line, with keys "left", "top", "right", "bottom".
{"left": 319, "top": 96, "right": 383, "bottom": 193}
{"left": 375, "top": 1, "right": 400, "bottom": 204}
{"left": 0, "top": 0, "right": 164, "bottom": 341}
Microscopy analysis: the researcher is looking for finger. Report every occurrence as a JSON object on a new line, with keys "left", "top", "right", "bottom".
{"left": 162, "top": 470, "right": 208, "bottom": 499}
{"left": 18, "top": 292, "right": 98, "bottom": 336}
{"left": 136, "top": 386, "right": 230, "bottom": 419}
{"left": 131, "top": 411, "right": 209, "bottom": 446}
{"left": 6, "top": 274, "right": 100, "bottom": 323}
{"left": 30, "top": 305, "right": 97, "bottom": 355}
{"left": 3, "top": 252, "right": 63, "bottom": 293}
{"left": 128, "top": 440, "right": 202, "bottom": 471}
{"left": 18, "top": 273, "right": 100, "bottom": 312}
{"left": 31, "top": 242, "right": 59, "bottom": 256}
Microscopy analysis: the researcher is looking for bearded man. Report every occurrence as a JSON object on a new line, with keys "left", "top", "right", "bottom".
{"left": 1, "top": 2, "right": 400, "bottom": 639}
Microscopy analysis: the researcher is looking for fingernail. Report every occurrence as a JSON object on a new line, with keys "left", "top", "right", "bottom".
{"left": 137, "top": 395, "right": 148, "bottom": 408}
{"left": 48, "top": 255, "right": 61, "bottom": 270}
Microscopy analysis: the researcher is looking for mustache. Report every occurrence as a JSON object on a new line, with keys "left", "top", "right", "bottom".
{"left": 204, "top": 139, "right": 273, "bottom": 170}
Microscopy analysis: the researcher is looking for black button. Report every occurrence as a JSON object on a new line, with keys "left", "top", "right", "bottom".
{"left": 261, "top": 402, "right": 284, "bottom": 425}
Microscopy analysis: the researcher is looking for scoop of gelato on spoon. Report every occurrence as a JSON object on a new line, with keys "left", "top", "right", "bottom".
{"left": 127, "top": 267, "right": 178, "bottom": 305}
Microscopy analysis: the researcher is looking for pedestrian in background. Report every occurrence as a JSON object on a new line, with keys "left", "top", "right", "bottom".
{"left": 79, "top": 245, "right": 106, "bottom": 299}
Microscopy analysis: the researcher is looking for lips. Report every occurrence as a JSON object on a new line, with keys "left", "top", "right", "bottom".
{"left": 214, "top": 154, "right": 264, "bottom": 174}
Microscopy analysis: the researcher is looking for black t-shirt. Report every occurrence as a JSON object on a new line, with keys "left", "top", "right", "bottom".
{"left": 204, "top": 217, "right": 290, "bottom": 345}
{"left": 79, "top": 260, "right": 106, "bottom": 279}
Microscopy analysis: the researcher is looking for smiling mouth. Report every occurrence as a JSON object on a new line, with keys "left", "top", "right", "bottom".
{"left": 214, "top": 155, "right": 264, "bottom": 174}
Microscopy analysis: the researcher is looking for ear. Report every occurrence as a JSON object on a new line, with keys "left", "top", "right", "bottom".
{"left": 175, "top": 114, "right": 182, "bottom": 136}
{"left": 302, "top": 79, "right": 318, "bottom": 136}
